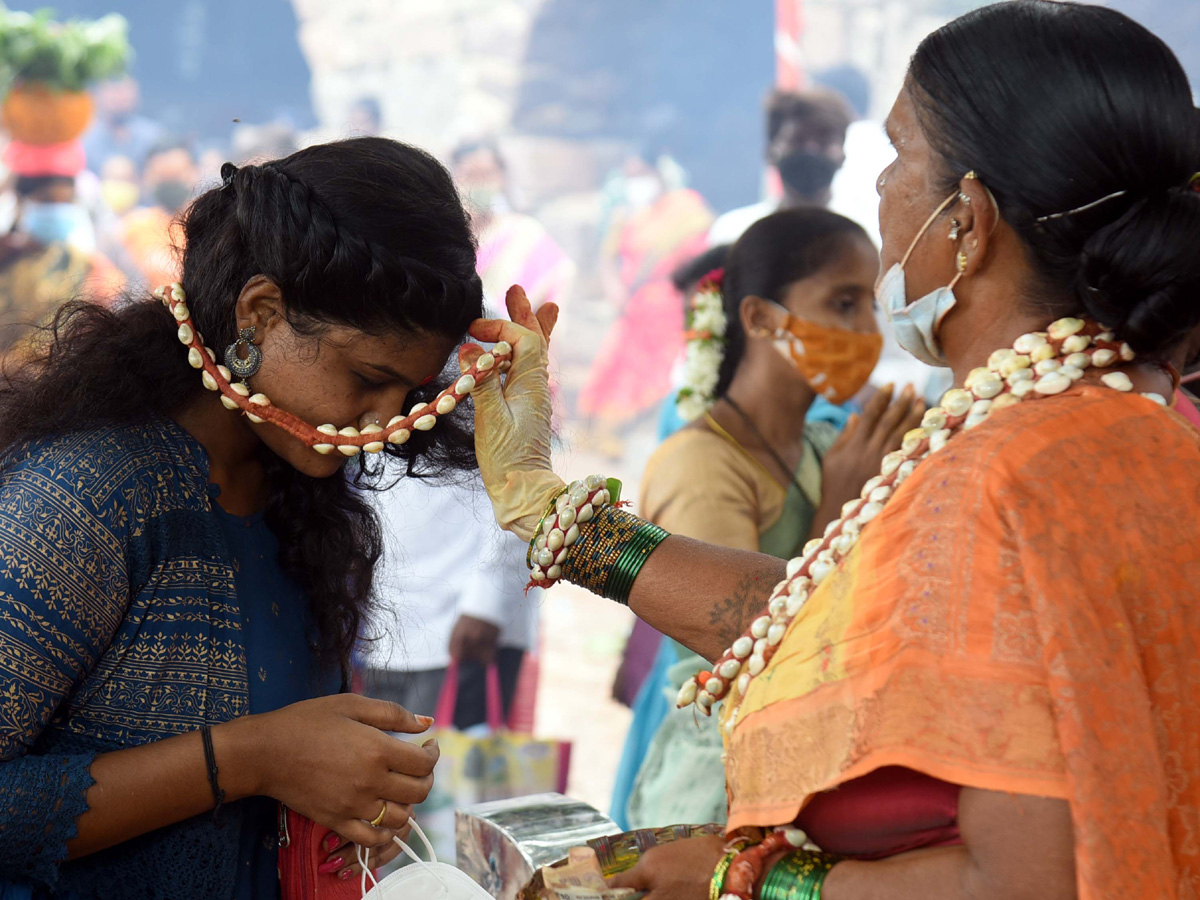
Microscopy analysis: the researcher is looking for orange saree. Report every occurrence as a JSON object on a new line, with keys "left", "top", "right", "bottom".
{"left": 726, "top": 385, "right": 1200, "bottom": 898}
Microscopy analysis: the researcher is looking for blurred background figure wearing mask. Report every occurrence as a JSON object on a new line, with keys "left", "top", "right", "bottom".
{"left": 112, "top": 141, "right": 197, "bottom": 291}
{"left": 0, "top": 140, "right": 123, "bottom": 357}
{"left": 83, "top": 76, "right": 165, "bottom": 175}
{"left": 710, "top": 80, "right": 936, "bottom": 406}
{"left": 612, "top": 209, "right": 922, "bottom": 829}
{"left": 451, "top": 140, "right": 575, "bottom": 318}
{"left": 708, "top": 88, "right": 853, "bottom": 245}
{"left": 98, "top": 154, "right": 140, "bottom": 218}
{"left": 577, "top": 153, "right": 714, "bottom": 456}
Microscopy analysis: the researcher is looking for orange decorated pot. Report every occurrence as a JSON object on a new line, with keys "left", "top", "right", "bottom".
{"left": 2, "top": 84, "right": 94, "bottom": 145}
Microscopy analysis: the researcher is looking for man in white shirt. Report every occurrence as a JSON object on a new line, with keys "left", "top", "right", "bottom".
{"left": 360, "top": 470, "right": 539, "bottom": 729}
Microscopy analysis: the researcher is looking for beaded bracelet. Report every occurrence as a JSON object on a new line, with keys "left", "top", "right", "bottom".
{"left": 557, "top": 506, "right": 670, "bottom": 605}
{"left": 758, "top": 850, "right": 839, "bottom": 900}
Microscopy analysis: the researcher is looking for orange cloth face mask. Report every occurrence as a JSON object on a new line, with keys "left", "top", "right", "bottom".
{"left": 768, "top": 301, "right": 883, "bottom": 404}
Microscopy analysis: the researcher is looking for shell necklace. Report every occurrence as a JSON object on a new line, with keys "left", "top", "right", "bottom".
{"left": 678, "top": 317, "right": 1167, "bottom": 724}
{"left": 154, "top": 282, "right": 510, "bottom": 456}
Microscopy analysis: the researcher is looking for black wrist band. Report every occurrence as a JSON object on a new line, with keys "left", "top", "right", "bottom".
{"left": 200, "top": 725, "right": 226, "bottom": 825}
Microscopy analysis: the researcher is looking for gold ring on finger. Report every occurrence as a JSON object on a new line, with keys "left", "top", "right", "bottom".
{"left": 370, "top": 800, "right": 387, "bottom": 827}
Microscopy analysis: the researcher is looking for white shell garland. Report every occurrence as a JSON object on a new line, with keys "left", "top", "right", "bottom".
{"left": 153, "top": 281, "right": 510, "bottom": 454}
{"left": 677, "top": 320, "right": 1160, "bottom": 718}
{"left": 529, "top": 475, "right": 615, "bottom": 586}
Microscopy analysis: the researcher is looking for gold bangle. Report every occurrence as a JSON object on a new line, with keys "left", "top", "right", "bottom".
{"left": 369, "top": 800, "right": 388, "bottom": 827}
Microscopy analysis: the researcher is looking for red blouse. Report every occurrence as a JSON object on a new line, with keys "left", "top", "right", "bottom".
{"left": 794, "top": 767, "right": 962, "bottom": 859}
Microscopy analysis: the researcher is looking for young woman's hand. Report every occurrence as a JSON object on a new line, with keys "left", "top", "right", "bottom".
{"left": 607, "top": 834, "right": 728, "bottom": 900}
{"left": 230, "top": 694, "right": 439, "bottom": 852}
{"left": 319, "top": 819, "right": 413, "bottom": 883}
{"left": 462, "top": 285, "right": 565, "bottom": 540}
{"left": 319, "top": 817, "right": 416, "bottom": 883}
{"left": 811, "top": 384, "right": 926, "bottom": 538}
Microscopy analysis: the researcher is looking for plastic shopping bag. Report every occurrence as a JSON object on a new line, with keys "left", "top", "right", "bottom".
{"left": 418, "top": 662, "right": 572, "bottom": 862}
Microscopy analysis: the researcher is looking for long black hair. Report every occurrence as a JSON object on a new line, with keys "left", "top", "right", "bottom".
{"left": 909, "top": 0, "right": 1200, "bottom": 358}
{"left": 0, "top": 137, "right": 484, "bottom": 680}
{"left": 715, "top": 208, "right": 870, "bottom": 397}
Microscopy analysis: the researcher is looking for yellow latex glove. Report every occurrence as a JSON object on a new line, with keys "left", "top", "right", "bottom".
{"left": 460, "top": 285, "right": 565, "bottom": 542}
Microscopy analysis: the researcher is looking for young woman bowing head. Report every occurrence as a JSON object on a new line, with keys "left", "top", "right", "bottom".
{"left": 0, "top": 138, "right": 529, "bottom": 898}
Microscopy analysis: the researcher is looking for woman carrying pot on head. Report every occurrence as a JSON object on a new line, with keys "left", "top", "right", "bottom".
{"left": 468, "top": 2, "right": 1200, "bottom": 897}
{"left": 621, "top": 207, "right": 923, "bottom": 830}
{"left": 0, "top": 137, "right": 538, "bottom": 898}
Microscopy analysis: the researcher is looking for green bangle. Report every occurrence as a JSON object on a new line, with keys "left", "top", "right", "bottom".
{"left": 759, "top": 850, "right": 839, "bottom": 900}
{"left": 602, "top": 522, "right": 669, "bottom": 605}
{"left": 709, "top": 850, "right": 737, "bottom": 900}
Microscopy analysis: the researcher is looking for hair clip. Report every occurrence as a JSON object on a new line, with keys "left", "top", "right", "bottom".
{"left": 1189, "top": 172, "right": 1200, "bottom": 194}
{"left": 220, "top": 162, "right": 239, "bottom": 190}
{"left": 1036, "top": 189, "right": 1128, "bottom": 223}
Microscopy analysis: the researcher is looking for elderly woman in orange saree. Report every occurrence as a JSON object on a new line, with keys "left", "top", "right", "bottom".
{"left": 463, "top": 2, "right": 1200, "bottom": 898}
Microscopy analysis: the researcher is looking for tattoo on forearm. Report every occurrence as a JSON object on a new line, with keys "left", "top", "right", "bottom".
{"left": 708, "top": 572, "right": 768, "bottom": 645}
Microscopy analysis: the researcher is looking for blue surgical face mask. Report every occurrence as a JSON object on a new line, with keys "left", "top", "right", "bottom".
{"left": 19, "top": 202, "right": 96, "bottom": 252}
{"left": 876, "top": 176, "right": 1003, "bottom": 367}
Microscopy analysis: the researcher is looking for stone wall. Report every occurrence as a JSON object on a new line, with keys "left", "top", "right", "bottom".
{"left": 292, "top": 0, "right": 549, "bottom": 158}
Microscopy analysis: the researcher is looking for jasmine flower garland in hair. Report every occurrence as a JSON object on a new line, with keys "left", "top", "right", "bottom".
{"left": 676, "top": 269, "right": 727, "bottom": 422}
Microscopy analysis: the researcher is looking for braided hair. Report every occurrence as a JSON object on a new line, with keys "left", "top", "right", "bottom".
{"left": 0, "top": 137, "right": 485, "bottom": 681}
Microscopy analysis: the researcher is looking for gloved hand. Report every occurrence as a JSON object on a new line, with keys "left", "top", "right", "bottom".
{"left": 460, "top": 285, "right": 565, "bottom": 542}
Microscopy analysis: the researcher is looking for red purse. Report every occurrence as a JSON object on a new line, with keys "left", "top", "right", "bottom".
{"left": 278, "top": 804, "right": 366, "bottom": 900}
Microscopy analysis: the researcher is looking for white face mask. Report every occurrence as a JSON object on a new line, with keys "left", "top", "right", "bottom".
{"left": 624, "top": 175, "right": 661, "bottom": 209}
{"left": 359, "top": 819, "right": 493, "bottom": 900}
{"left": 877, "top": 179, "right": 987, "bottom": 367}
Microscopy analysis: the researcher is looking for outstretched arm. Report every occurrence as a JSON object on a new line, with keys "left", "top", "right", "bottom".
{"left": 626, "top": 536, "right": 785, "bottom": 663}
{"left": 464, "top": 286, "right": 784, "bottom": 662}
{"left": 608, "top": 788, "right": 1075, "bottom": 900}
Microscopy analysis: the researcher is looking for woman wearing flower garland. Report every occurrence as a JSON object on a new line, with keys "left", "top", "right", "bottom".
{"left": 0, "top": 137, "right": 533, "bottom": 898}
{"left": 622, "top": 208, "right": 923, "bottom": 829}
{"left": 468, "top": 2, "right": 1200, "bottom": 897}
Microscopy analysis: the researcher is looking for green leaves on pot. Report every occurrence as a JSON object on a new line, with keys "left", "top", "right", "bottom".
{"left": 0, "top": 6, "right": 131, "bottom": 95}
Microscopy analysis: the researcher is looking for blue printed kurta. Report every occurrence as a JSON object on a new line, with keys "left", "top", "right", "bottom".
{"left": 0, "top": 419, "right": 318, "bottom": 899}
